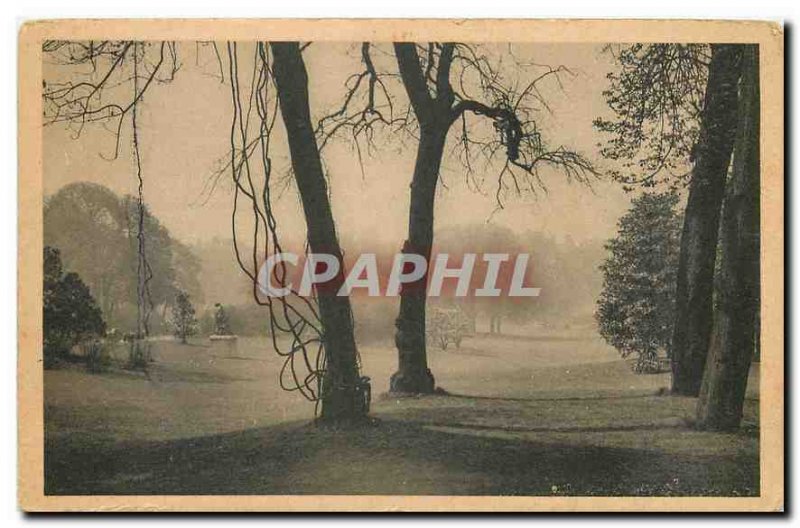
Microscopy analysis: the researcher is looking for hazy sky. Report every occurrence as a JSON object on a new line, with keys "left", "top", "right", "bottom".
{"left": 43, "top": 42, "right": 633, "bottom": 249}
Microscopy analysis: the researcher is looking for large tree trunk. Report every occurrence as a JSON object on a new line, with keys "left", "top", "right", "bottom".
{"left": 670, "top": 45, "right": 744, "bottom": 396}
{"left": 270, "top": 42, "right": 364, "bottom": 422}
{"left": 696, "top": 45, "right": 760, "bottom": 431}
{"left": 390, "top": 125, "right": 447, "bottom": 393}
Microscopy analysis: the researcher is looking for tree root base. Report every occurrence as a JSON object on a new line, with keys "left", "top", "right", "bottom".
{"left": 389, "top": 367, "right": 436, "bottom": 394}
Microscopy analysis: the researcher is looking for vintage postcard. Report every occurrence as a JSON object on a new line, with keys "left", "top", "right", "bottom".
{"left": 18, "top": 19, "right": 784, "bottom": 512}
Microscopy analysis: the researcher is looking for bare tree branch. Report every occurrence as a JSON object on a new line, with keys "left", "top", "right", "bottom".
{"left": 394, "top": 42, "right": 435, "bottom": 121}
{"left": 43, "top": 40, "right": 179, "bottom": 159}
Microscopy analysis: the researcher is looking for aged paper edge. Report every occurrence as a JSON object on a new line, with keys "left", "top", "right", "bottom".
{"left": 17, "top": 18, "right": 784, "bottom": 513}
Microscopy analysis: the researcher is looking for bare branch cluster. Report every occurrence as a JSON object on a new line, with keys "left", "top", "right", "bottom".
{"left": 314, "top": 43, "right": 412, "bottom": 175}
{"left": 318, "top": 42, "right": 598, "bottom": 206}
{"left": 422, "top": 42, "right": 598, "bottom": 205}
{"left": 42, "top": 40, "right": 180, "bottom": 159}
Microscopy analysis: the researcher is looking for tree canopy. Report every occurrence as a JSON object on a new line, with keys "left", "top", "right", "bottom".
{"left": 44, "top": 181, "right": 202, "bottom": 331}
{"left": 596, "top": 192, "right": 682, "bottom": 372}
{"left": 43, "top": 246, "right": 106, "bottom": 366}
{"left": 594, "top": 44, "right": 709, "bottom": 191}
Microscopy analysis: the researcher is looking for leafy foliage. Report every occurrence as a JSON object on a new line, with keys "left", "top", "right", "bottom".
{"left": 44, "top": 182, "right": 202, "bottom": 331}
{"left": 171, "top": 290, "right": 199, "bottom": 344}
{"left": 43, "top": 246, "right": 106, "bottom": 367}
{"left": 594, "top": 44, "right": 709, "bottom": 191}
{"left": 596, "top": 192, "right": 682, "bottom": 372}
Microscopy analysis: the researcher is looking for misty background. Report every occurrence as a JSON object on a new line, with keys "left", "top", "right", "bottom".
{"left": 43, "top": 42, "right": 632, "bottom": 338}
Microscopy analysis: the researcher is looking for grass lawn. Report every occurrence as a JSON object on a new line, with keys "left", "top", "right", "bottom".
{"left": 44, "top": 330, "right": 759, "bottom": 496}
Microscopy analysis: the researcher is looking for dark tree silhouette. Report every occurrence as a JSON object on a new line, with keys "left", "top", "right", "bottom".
{"left": 697, "top": 45, "right": 760, "bottom": 430}
{"left": 319, "top": 42, "right": 596, "bottom": 393}
{"left": 392, "top": 43, "right": 596, "bottom": 392}
{"left": 672, "top": 45, "right": 742, "bottom": 396}
{"left": 269, "top": 42, "right": 364, "bottom": 422}
{"left": 43, "top": 246, "right": 106, "bottom": 367}
{"left": 171, "top": 290, "right": 198, "bottom": 344}
{"left": 596, "top": 44, "right": 745, "bottom": 395}
{"left": 596, "top": 192, "right": 682, "bottom": 373}
{"left": 221, "top": 41, "right": 369, "bottom": 421}
{"left": 670, "top": 45, "right": 744, "bottom": 396}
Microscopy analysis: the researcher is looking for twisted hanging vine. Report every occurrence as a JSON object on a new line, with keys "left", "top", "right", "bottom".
{"left": 132, "top": 42, "right": 155, "bottom": 344}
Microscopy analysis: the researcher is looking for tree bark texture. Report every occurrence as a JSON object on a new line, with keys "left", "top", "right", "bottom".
{"left": 696, "top": 45, "right": 760, "bottom": 431}
{"left": 671, "top": 44, "right": 744, "bottom": 396}
{"left": 271, "top": 42, "right": 364, "bottom": 422}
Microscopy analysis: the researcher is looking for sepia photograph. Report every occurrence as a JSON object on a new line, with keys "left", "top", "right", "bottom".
{"left": 17, "top": 18, "right": 784, "bottom": 512}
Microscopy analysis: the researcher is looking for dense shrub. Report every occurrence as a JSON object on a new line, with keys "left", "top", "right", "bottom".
{"left": 170, "top": 290, "right": 199, "bottom": 343}
{"left": 596, "top": 193, "right": 682, "bottom": 373}
{"left": 43, "top": 246, "right": 106, "bottom": 368}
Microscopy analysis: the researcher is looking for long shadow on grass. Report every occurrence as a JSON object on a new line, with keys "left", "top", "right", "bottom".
{"left": 398, "top": 418, "right": 688, "bottom": 434}
{"left": 443, "top": 390, "right": 668, "bottom": 403}
{"left": 45, "top": 416, "right": 758, "bottom": 497}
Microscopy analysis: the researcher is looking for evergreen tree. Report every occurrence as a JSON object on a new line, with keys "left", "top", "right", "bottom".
{"left": 596, "top": 192, "right": 682, "bottom": 373}
{"left": 43, "top": 246, "right": 106, "bottom": 367}
{"left": 171, "top": 290, "right": 198, "bottom": 344}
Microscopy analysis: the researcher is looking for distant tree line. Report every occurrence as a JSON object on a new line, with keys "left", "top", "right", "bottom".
{"left": 44, "top": 182, "right": 203, "bottom": 335}
{"left": 344, "top": 224, "right": 604, "bottom": 347}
